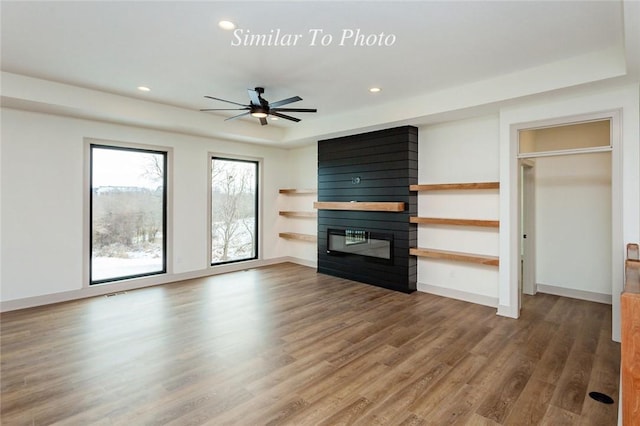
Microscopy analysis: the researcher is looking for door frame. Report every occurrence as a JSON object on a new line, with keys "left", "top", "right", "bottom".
{"left": 504, "top": 110, "right": 621, "bottom": 332}
{"left": 519, "top": 159, "right": 536, "bottom": 296}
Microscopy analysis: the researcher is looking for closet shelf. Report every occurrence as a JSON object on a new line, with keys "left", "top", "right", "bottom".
{"left": 410, "top": 182, "right": 500, "bottom": 191}
{"left": 279, "top": 232, "right": 317, "bottom": 242}
{"left": 410, "top": 217, "right": 499, "bottom": 228}
{"left": 279, "top": 211, "right": 317, "bottom": 218}
{"left": 313, "top": 201, "right": 405, "bottom": 212}
{"left": 410, "top": 247, "right": 499, "bottom": 267}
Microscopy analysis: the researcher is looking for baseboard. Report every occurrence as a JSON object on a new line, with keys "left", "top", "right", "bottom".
{"left": 416, "top": 282, "right": 498, "bottom": 308}
{"left": 282, "top": 256, "right": 317, "bottom": 268}
{"left": 536, "top": 283, "right": 612, "bottom": 305}
{"left": 0, "top": 257, "right": 292, "bottom": 313}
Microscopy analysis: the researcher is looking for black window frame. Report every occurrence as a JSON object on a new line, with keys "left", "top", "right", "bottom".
{"left": 210, "top": 156, "right": 259, "bottom": 266}
{"left": 89, "top": 143, "right": 168, "bottom": 285}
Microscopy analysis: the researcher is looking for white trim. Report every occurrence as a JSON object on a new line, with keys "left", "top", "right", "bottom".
{"left": 520, "top": 160, "right": 536, "bottom": 297}
{"left": 0, "top": 257, "right": 290, "bottom": 313}
{"left": 536, "top": 283, "right": 612, "bottom": 305}
{"left": 504, "top": 108, "right": 623, "bottom": 341}
{"left": 84, "top": 138, "right": 174, "bottom": 286}
{"left": 416, "top": 282, "right": 498, "bottom": 308}
{"left": 497, "top": 304, "right": 519, "bottom": 318}
{"left": 512, "top": 111, "right": 620, "bottom": 132}
{"left": 517, "top": 145, "right": 612, "bottom": 159}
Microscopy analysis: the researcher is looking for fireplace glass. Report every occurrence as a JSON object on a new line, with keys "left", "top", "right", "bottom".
{"left": 327, "top": 228, "right": 393, "bottom": 263}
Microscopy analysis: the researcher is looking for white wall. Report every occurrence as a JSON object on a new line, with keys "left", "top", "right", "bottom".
{"left": 416, "top": 115, "right": 500, "bottom": 306}
{"left": 535, "top": 153, "right": 612, "bottom": 297}
{"left": 0, "top": 108, "right": 292, "bottom": 307}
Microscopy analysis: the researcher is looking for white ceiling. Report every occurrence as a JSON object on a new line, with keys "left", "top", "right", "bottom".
{"left": 1, "top": 1, "right": 637, "bottom": 146}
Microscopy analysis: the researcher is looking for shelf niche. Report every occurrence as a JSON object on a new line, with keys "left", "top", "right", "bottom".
{"left": 279, "top": 188, "right": 317, "bottom": 243}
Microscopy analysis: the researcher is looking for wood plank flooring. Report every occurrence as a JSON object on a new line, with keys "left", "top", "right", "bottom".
{"left": 0, "top": 263, "right": 620, "bottom": 425}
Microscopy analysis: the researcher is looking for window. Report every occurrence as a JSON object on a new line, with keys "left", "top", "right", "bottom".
{"left": 210, "top": 157, "right": 258, "bottom": 265}
{"left": 90, "top": 144, "right": 167, "bottom": 284}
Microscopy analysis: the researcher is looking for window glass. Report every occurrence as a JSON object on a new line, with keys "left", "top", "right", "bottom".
{"left": 91, "top": 145, "right": 166, "bottom": 283}
{"left": 211, "top": 157, "right": 258, "bottom": 265}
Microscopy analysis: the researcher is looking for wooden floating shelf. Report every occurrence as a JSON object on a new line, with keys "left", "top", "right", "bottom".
{"left": 410, "top": 182, "right": 500, "bottom": 191}
{"left": 278, "top": 232, "right": 317, "bottom": 242}
{"left": 410, "top": 247, "right": 499, "bottom": 267}
{"left": 410, "top": 217, "right": 499, "bottom": 228}
{"left": 279, "top": 188, "right": 317, "bottom": 194}
{"left": 279, "top": 211, "right": 317, "bottom": 218}
{"left": 313, "top": 202, "right": 405, "bottom": 212}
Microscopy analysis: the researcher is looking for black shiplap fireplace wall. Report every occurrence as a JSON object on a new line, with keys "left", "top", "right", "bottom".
{"left": 317, "top": 126, "right": 418, "bottom": 293}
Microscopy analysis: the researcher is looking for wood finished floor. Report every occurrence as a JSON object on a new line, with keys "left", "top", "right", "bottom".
{"left": 0, "top": 263, "right": 620, "bottom": 425}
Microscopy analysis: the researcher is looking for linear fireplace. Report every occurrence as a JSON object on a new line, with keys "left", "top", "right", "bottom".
{"left": 327, "top": 228, "right": 393, "bottom": 264}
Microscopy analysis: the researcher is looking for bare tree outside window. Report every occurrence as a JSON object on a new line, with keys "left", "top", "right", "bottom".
{"left": 211, "top": 157, "right": 258, "bottom": 264}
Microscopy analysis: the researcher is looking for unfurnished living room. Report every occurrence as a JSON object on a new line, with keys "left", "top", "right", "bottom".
{"left": 1, "top": 1, "right": 639, "bottom": 425}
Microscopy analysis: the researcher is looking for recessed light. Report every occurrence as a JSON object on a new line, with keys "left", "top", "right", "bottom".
{"left": 137, "top": 86, "right": 151, "bottom": 92}
{"left": 369, "top": 87, "right": 381, "bottom": 93}
{"left": 218, "top": 20, "right": 236, "bottom": 30}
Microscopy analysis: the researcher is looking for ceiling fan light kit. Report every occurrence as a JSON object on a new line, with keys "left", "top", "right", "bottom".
{"left": 200, "top": 87, "right": 317, "bottom": 126}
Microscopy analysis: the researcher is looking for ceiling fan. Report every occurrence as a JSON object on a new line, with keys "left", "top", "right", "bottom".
{"left": 200, "top": 87, "right": 317, "bottom": 126}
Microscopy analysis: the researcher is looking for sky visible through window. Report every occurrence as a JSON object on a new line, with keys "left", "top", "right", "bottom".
{"left": 92, "top": 148, "right": 160, "bottom": 189}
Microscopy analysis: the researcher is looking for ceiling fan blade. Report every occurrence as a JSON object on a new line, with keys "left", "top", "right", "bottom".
{"left": 259, "top": 117, "right": 268, "bottom": 126}
{"left": 269, "top": 111, "right": 301, "bottom": 122}
{"left": 269, "top": 96, "right": 302, "bottom": 108}
{"left": 204, "top": 95, "right": 248, "bottom": 107}
{"left": 247, "top": 89, "right": 262, "bottom": 106}
{"left": 200, "top": 107, "right": 250, "bottom": 111}
{"left": 225, "top": 111, "right": 252, "bottom": 121}
{"left": 271, "top": 107, "right": 317, "bottom": 113}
